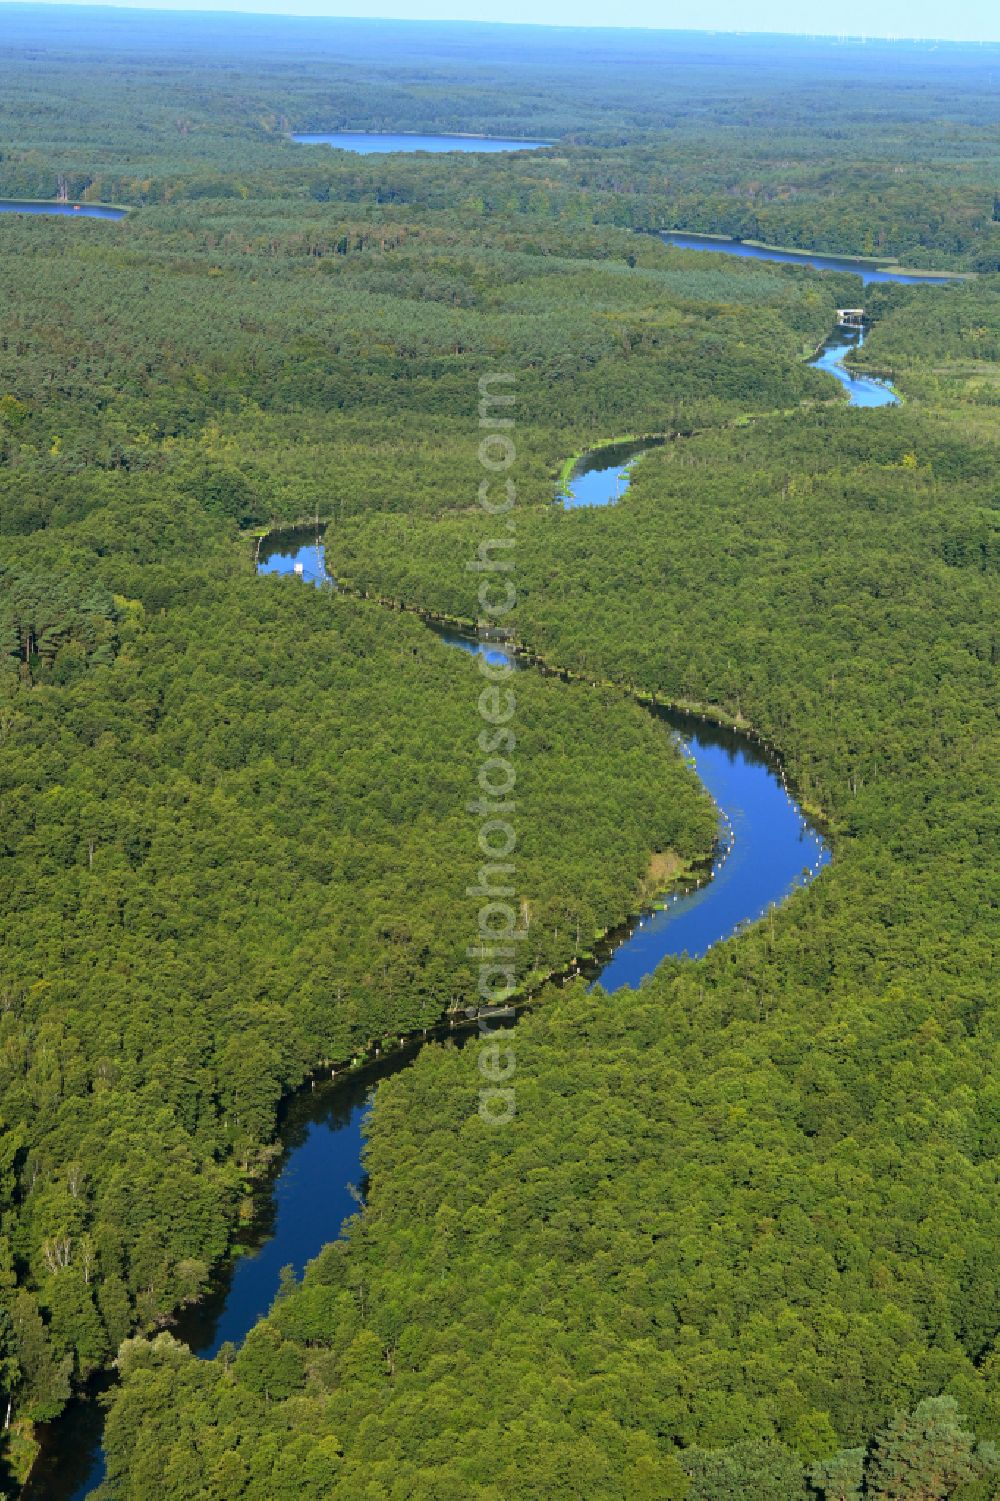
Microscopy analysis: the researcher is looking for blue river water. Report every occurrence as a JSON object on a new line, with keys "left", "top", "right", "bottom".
{"left": 428, "top": 619, "right": 829, "bottom": 974}
{"left": 31, "top": 523, "right": 831, "bottom": 1499}
{"left": 258, "top": 547, "right": 830, "bottom": 984}
{"left": 812, "top": 323, "right": 898, "bottom": 408}
{"left": 292, "top": 132, "right": 548, "bottom": 153}
{"left": 661, "top": 231, "right": 957, "bottom": 286}
{"left": 256, "top": 530, "right": 329, "bottom": 585}
{"left": 595, "top": 713, "right": 828, "bottom": 983}
{"left": 169, "top": 1054, "right": 405, "bottom": 1361}
{"left": 26, "top": 215, "right": 961, "bottom": 1499}
{"left": 0, "top": 201, "right": 124, "bottom": 220}
{"left": 562, "top": 320, "right": 895, "bottom": 515}
{"left": 563, "top": 438, "right": 665, "bottom": 509}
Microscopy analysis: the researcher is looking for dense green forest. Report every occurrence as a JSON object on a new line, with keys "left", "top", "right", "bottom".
{"left": 0, "top": 461, "right": 718, "bottom": 1477}
{"left": 0, "top": 208, "right": 839, "bottom": 536}
{"left": 1, "top": 11, "right": 999, "bottom": 265}
{"left": 0, "top": 8, "right": 998, "bottom": 1497}
{"left": 110, "top": 409, "right": 1000, "bottom": 1498}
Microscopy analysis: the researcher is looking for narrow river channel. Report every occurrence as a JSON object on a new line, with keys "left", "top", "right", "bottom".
{"left": 660, "top": 231, "right": 958, "bottom": 285}
{"left": 29, "top": 240, "right": 950, "bottom": 1497}
{"left": 30, "top": 525, "right": 830, "bottom": 1499}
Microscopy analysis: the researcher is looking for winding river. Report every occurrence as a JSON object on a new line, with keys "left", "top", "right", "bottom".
{"left": 565, "top": 246, "right": 931, "bottom": 514}
{"left": 30, "top": 242, "right": 951, "bottom": 1497}
{"left": 812, "top": 323, "right": 898, "bottom": 408}
{"left": 34, "top": 526, "right": 830, "bottom": 1499}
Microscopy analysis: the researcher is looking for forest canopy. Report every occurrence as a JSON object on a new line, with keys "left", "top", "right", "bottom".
{"left": 0, "top": 10, "right": 998, "bottom": 1499}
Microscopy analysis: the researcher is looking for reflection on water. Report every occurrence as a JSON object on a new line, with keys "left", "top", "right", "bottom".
{"left": 422, "top": 622, "right": 830, "bottom": 979}
{"left": 426, "top": 621, "right": 515, "bottom": 667}
{"left": 256, "top": 526, "right": 332, "bottom": 586}
{"left": 592, "top": 707, "right": 829, "bottom": 985}
{"left": 29, "top": 531, "right": 832, "bottom": 1498}
{"left": 563, "top": 438, "right": 665, "bottom": 508}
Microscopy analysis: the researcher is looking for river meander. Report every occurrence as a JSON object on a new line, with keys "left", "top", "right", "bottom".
{"left": 32, "top": 521, "right": 830, "bottom": 1498}
{"left": 35, "top": 211, "right": 954, "bottom": 1494}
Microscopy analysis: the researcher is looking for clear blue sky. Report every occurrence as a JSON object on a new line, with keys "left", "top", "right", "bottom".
{"left": 16, "top": 0, "right": 1000, "bottom": 41}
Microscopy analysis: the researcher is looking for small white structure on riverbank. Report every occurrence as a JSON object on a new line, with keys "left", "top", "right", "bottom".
{"left": 837, "top": 307, "right": 866, "bottom": 327}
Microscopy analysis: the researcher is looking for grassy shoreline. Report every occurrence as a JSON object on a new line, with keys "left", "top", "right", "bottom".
{"left": 556, "top": 431, "right": 668, "bottom": 496}
{"left": 659, "top": 227, "right": 972, "bottom": 280}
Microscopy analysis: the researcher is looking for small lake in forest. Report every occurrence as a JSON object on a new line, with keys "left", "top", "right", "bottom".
{"left": 292, "top": 132, "right": 549, "bottom": 153}
{"left": 0, "top": 201, "right": 124, "bottom": 220}
{"left": 661, "top": 232, "right": 957, "bottom": 286}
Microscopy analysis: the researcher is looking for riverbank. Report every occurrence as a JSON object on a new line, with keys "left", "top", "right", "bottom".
{"left": 249, "top": 515, "right": 832, "bottom": 809}
{"left": 553, "top": 361, "right": 879, "bottom": 505}
{"left": 345, "top": 589, "right": 831, "bottom": 832}
{"left": 290, "top": 130, "right": 551, "bottom": 154}
{"left": 810, "top": 325, "right": 901, "bottom": 408}
{"left": 556, "top": 431, "right": 672, "bottom": 497}
{"left": 291, "top": 128, "right": 552, "bottom": 144}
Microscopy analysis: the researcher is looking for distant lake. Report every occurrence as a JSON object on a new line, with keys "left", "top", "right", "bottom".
{"left": 292, "top": 132, "right": 549, "bottom": 154}
{"left": 662, "top": 232, "right": 956, "bottom": 286}
{"left": 0, "top": 200, "right": 124, "bottom": 220}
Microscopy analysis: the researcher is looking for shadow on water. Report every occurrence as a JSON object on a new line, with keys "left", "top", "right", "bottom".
{"left": 31, "top": 224, "right": 958, "bottom": 1492}
{"left": 256, "top": 525, "right": 332, "bottom": 586}
{"left": 27, "top": 218, "right": 960, "bottom": 1498}
{"left": 422, "top": 622, "right": 830, "bottom": 977}
{"left": 590, "top": 701, "right": 829, "bottom": 986}
{"left": 24, "top": 1035, "right": 486, "bottom": 1500}
{"left": 20, "top": 1386, "right": 112, "bottom": 1501}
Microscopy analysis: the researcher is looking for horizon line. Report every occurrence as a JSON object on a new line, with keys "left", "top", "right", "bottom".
{"left": 1, "top": 1, "right": 998, "bottom": 47}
